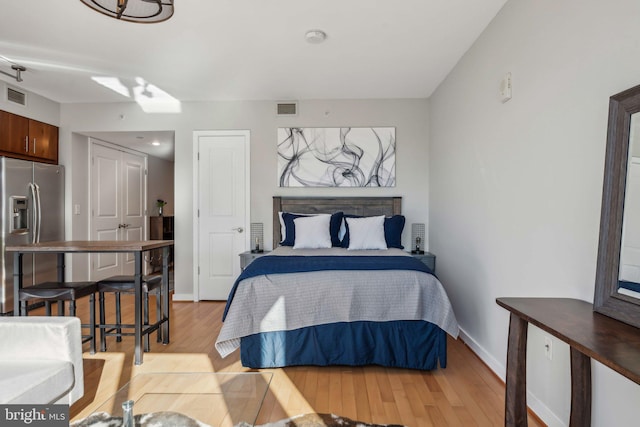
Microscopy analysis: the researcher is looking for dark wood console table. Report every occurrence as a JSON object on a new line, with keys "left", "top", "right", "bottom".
{"left": 496, "top": 297, "right": 640, "bottom": 427}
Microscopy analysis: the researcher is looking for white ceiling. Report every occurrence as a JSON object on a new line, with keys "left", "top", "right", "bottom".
{"left": 81, "top": 130, "right": 175, "bottom": 161}
{"left": 0, "top": 1, "right": 507, "bottom": 159}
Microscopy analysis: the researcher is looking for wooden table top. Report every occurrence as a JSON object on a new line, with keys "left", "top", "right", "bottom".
{"left": 497, "top": 297, "right": 640, "bottom": 385}
{"left": 6, "top": 240, "right": 174, "bottom": 253}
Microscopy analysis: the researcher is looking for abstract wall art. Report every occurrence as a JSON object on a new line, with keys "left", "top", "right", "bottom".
{"left": 277, "top": 127, "right": 396, "bottom": 187}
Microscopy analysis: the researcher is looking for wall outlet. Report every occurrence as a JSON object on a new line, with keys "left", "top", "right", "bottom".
{"left": 544, "top": 336, "right": 553, "bottom": 360}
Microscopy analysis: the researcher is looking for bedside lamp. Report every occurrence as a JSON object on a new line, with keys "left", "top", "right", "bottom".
{"left": 250, "top": 223, "right": 264, "bottom": 253}
{"left": 411, "top": 223, "right": 425, "bottom": 254}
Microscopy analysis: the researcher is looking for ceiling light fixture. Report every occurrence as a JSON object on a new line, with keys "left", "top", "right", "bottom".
{"left": 79, "top": 0, "right": 174, "bottom": 23}
{"left": 305, "top": 29, "right": 327, "bottom": 44}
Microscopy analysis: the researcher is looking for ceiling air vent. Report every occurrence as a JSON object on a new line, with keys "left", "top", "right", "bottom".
{"left": 276, "top": 102, "right": 297, "bottom": 116}
{"left": 7, "top": 87, "right": 26, "bottom": 106}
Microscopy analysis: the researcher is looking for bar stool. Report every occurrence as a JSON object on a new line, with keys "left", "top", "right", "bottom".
{"left": 97, "top": 275, "right": 163, "bottom": 352}
{"left": 18, "top": 281, "right": 98, "bottom": 354}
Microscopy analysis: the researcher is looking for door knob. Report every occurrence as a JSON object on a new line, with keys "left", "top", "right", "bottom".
{"left": 232, "top": 227, "right": 244, "bottom": 233}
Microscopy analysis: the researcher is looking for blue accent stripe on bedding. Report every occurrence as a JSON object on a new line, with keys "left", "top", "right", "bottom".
{"left": 240, "top": 320, "right": 447, "bottom": 370}
{"left": 223, "top": 255, "right": 435, "bottom": 320}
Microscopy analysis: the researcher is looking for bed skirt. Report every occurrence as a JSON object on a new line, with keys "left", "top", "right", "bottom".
{"left": 240, "top": 320, "right": 447, "bottom": 370}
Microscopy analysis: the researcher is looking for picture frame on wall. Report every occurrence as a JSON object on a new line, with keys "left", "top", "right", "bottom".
{"left": 277, "top": 127, "right": 396, "bottom": 187}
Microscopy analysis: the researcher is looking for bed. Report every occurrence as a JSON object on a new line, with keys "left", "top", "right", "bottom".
{"left": 215, "top": 196, "right": 459, "bottom": 370}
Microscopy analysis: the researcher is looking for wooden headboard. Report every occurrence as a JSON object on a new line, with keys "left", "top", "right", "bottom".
{"left": 273, "top": 196, "right": 402, "bottom": 247}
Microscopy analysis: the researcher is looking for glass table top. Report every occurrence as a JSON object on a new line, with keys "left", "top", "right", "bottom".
{"left": 90, "top": 372, "right": 272, "bottom": 427}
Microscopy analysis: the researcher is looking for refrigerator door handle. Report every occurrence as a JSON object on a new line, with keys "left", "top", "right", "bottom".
{"left": 34, "top": 183, "right": 42, "bottom": 243}
{"left": 28, "top": 182, "right": 38, "bottom": 244}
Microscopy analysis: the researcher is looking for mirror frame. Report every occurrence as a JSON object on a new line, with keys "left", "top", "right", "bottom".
{"left": 594, "top": 83, "right": 640, "bottom": 328}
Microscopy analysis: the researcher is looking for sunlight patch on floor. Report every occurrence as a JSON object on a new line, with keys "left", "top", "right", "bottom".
{"left": 130, "top": 352, "right": 215, "bottom": 375}
{"left": 74, "top": 351, "right": 316, "bottom": 424}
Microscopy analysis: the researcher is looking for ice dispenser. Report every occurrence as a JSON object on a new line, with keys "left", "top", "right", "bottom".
{"left": 10, "top": 196, "right": 28, "bottom": 233}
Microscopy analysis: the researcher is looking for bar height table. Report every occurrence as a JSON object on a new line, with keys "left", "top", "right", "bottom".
{"left": 8, "top": 240, "right": 174, "bottom": 365}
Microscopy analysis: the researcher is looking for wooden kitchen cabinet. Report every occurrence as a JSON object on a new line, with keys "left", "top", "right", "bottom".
{"left": 28, "top": 119, "right": 58, "bottom": 163}
{"left": 0, "top": 110, "right": 29, "bottom": 156}
{"left": 0, "top": 110, "right": 58, "bottom": 164}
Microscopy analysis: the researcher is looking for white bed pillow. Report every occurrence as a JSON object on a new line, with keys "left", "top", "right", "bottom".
{"left": 293, "top": 215, "right": 332, "bottom": 249}
{"left": 345, "top": 215, "right": 387, "bottom": 250}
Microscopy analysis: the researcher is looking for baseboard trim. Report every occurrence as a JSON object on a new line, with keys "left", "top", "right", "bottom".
{"left": 458, "top": 327, "right": 505, "bottom": 380}
{"left": 171, "top": 293, "right": 193, "bottom": 301}
{"left": 458, "top": 327, "right": 563, "bottom": 427}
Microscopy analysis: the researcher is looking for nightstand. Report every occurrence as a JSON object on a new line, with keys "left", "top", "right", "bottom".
{"left": 239, "top": 250, "right": 271, "bottom": 270}
{"left": 410, "top": 251, "right": 436, "bottom": 273}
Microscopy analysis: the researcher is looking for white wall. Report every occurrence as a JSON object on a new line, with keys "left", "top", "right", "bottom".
{"left": 0, "top": 81, "right": 60, "bottom": 125}
{"left": 429, "top": 0, "right": 640, "bottom": 425}
{"left": 67, "top": 133, "right": 90, "bottom": 279}
{"left": 59, "top": 98, "right": 429, "bottom": 299}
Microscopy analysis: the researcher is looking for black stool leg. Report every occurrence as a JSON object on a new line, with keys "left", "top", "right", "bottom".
{"left": 89, "top": 293, "right": 96, "bottom": 354}
{"left": 45, "top": 301, "right": 52, "bottom": 316}
{"left": 156, "top": 290, "right": 162, "bottom": 343}
{"left": 58, "top": 300, "right": 65, "bottom": 316}
{"left": 99, "top": 292, "right": 107, "bottom": 352}
{"left": 115, "top": 292, "right": 122, "bottom": 342}
{"left": 143, "top": 292, "right": 150, "bottom": 352}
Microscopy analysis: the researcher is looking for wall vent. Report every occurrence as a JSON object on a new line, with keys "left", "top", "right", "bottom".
{"left": 7, "top": 87, "right": 26, "bottom": 106}
{"left": 276, "top": 102, "right": 297, "bottom": 116}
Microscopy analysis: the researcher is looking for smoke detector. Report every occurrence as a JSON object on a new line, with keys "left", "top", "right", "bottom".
{"left": 305, "top": 30, "right": 327, "bottom": 44}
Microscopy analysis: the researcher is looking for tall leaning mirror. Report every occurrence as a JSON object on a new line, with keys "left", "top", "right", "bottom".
{"left": 594, "top": 84, "right": 640, "bottom": 328}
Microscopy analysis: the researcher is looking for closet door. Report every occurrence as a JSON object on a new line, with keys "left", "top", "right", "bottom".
{"left": 120, "top": 151, "right": 146, "bottom": 272}
{"left": 90, "top": 142, "right": 147, "bottom": 280}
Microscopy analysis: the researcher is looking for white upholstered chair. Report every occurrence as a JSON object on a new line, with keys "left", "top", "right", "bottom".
{"left": 0, "top": 316, "right": 84, "bottom": 405}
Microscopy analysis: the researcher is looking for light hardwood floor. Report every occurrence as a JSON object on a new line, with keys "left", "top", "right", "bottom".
{"left": 54, "top": 295, "right": 545, "bottom": 426}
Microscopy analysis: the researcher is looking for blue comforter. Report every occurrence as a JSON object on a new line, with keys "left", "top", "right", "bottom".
{"left": 223, "top": 255, "right": 434, "bottom": 321}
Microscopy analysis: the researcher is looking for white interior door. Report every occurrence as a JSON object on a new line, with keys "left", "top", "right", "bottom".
{"left": 195, "top": 130, "right": 250, "bottom": 300}
{"left": 90, "top": 142, "right": 147, "bottom": 280}
{"left": 121, "top": 152, "right": 146, "bottom": 270}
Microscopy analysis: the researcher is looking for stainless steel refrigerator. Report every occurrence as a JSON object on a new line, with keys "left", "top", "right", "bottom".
{"left": 0, "top": 157, "right": 64, "bottom": 314}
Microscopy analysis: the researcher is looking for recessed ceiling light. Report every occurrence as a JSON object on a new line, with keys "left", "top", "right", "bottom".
{"left": 151, "top": 141, "right": 160, "bottom": 146}
{"left": 305, "top": 30, "right": 327, "bottom": 44}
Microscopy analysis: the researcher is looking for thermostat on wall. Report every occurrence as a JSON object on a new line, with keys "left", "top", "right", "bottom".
{"left": 500, "top": 72, "right": 512, "bottom": 103}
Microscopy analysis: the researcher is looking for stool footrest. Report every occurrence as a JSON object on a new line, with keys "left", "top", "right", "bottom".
{"left": 98, "top": 280, "right": 165, "bottom": 352}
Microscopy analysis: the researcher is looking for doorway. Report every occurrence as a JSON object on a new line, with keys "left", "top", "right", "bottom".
{"left": 89, "top": 141, "right": 147, "bottom": 280}
{"left": 193, "top": 130, "right": 250, "bottom": 300}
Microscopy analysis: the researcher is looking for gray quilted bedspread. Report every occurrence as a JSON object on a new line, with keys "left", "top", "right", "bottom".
{"left": 215, "top": 250, "right": 459, "bottom": 358}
